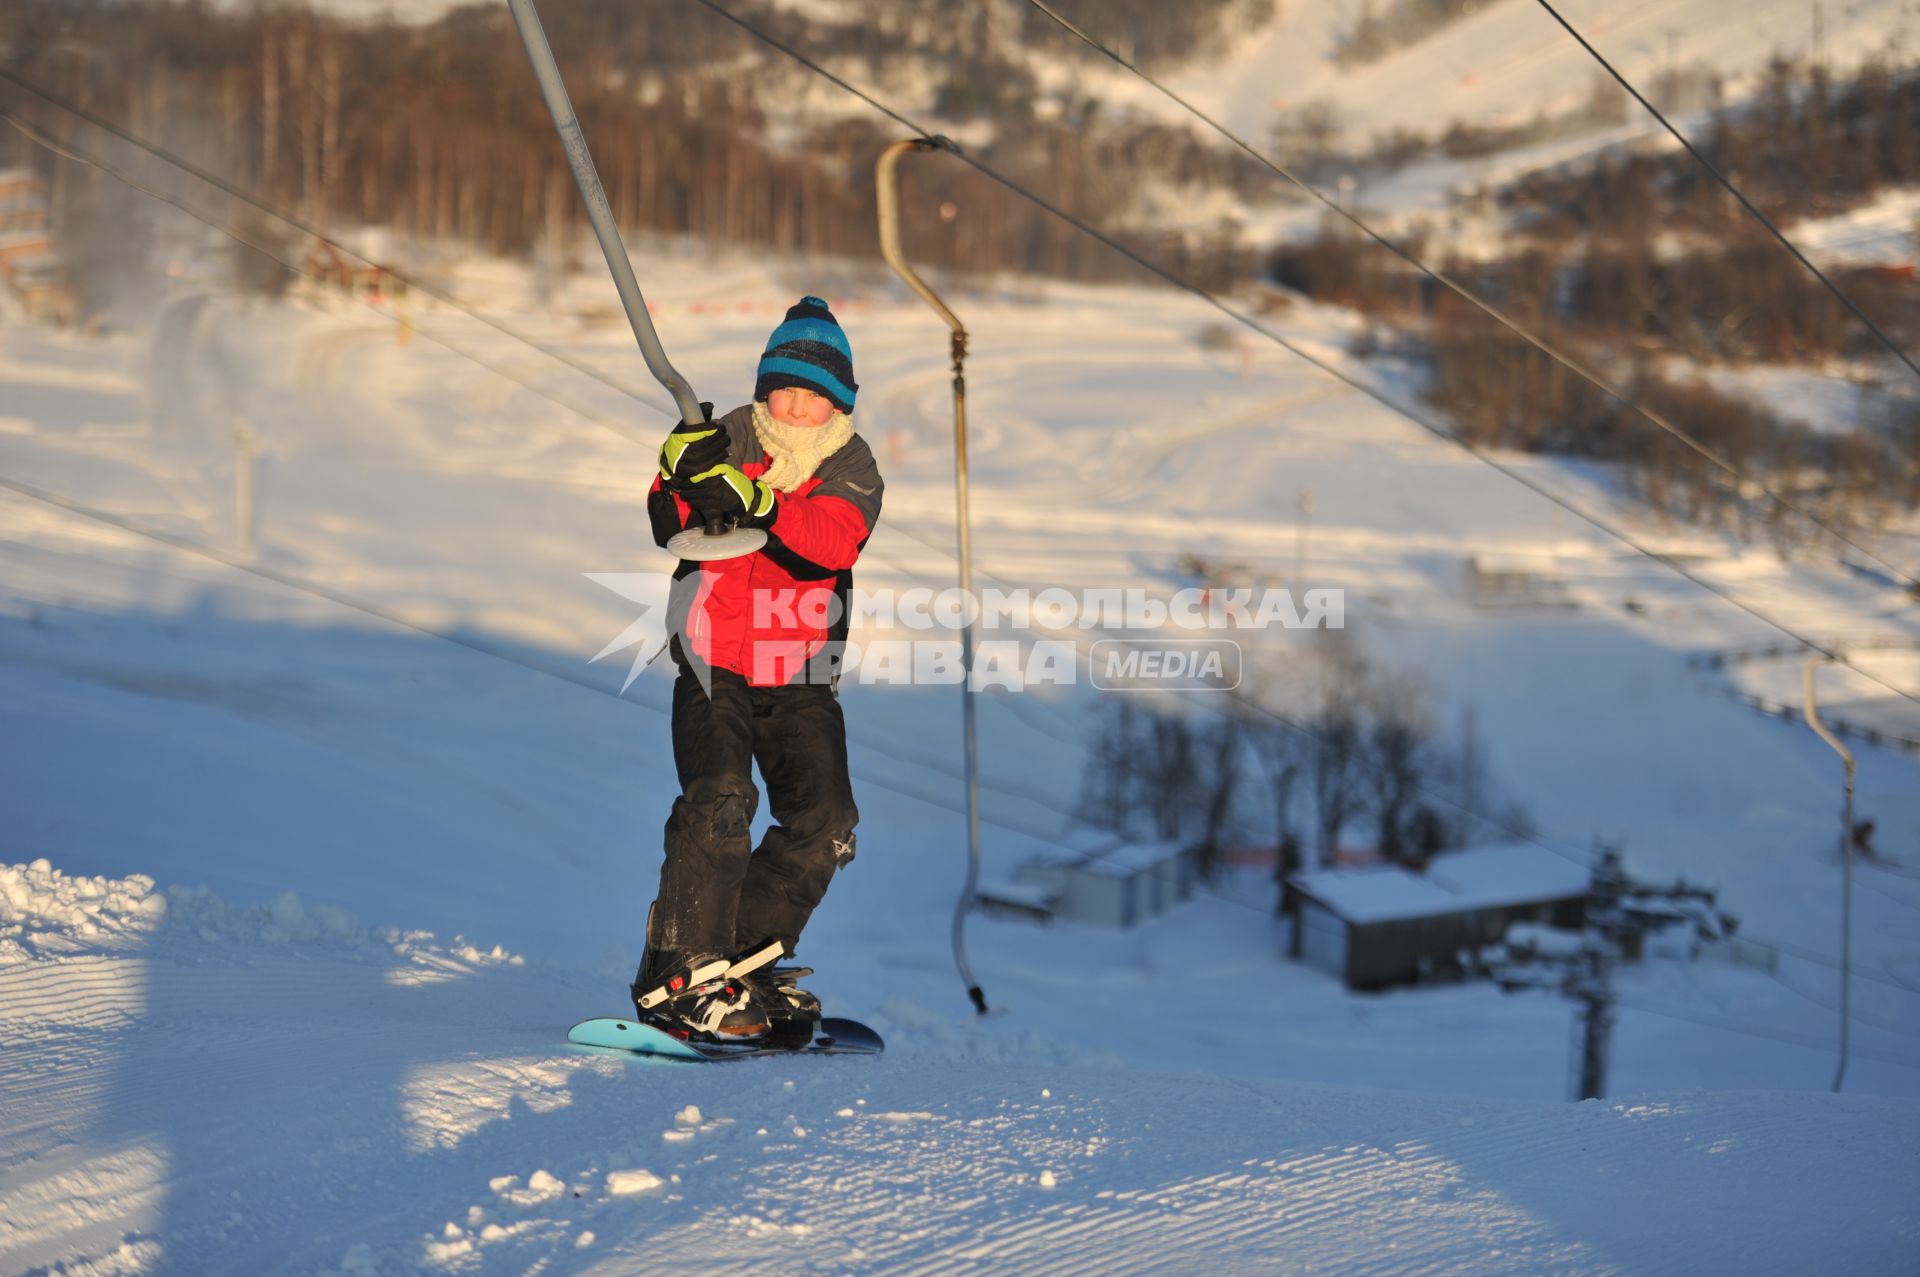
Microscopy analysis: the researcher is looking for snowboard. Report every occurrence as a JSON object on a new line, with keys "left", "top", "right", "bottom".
{"left": 568, "top": 1014, "right": 884, "bottom": 1062}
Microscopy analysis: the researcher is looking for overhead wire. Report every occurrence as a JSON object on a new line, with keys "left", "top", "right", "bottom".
{"left": 5, "top": 28, "right": 1905, "bottom": 987}
{"left": 0, "top": 66, "right": 676, "bottom": 429}
{"left": 53, "top": 84, "right": 1587, "bottom": 874}
{"left": 10, "top": 102, "right": 1902, "bottom": 1083}
{"left": 0, "top": 78, "right": 1805, "bottom": 898}
{"left": 7, "top": 38, "right": 1915, "bottom": 714}
{"left": 1530, "top": 0, "right": 1920, "bottom": 383}
{"left": 45, "top": 17, "right": 1920, "bottom": 1075}
{"left": 1021, "top": 0, "right": 1920, "bottom": 594}
{"left": 1737, "top": 932, "right": 1920, "bottom": 996}
{"left": 2, "top": 70, "right": 1599, "bottom": 916}
{"left": 874, "top": 508, "right": 1603, "bottom": 871}
{"left": 0, "top": 109, "right": 666, "bottom": 459}
{"left": 1854, "top": 870, "right": 1920, "bottom": 910}
{"left": 1616, "top": 994, "right": 1920, "bottom": 1070}
{"left": 1, "top": 82, "right": 1086, "bottom": 763}
{"left": 674, "top": 2, "right": 1920, "bottom": 1023}
{"left": 0, "top": 470, "right": 1086, "bottom": 843}
{"left": 0, "top": 114, "right": 1088, "bottom": 836}
{"left": 1759, "top": 966, "right": 1920, "bottom": 1038}
{"left": 683, "top": 0, "right": 1920, "bottom": 714}
{"left": 19, "top": 463, "right": 1904, "bottom": 1067}
{"left": 5, "top": 14, "right": 1858, "bottom": 883}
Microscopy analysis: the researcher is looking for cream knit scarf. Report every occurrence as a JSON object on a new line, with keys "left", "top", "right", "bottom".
{"left": 752, "top": 399, "right": 855, "bottom": 492}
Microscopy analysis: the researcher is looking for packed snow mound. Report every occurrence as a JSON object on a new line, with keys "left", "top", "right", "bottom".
{"left": 0, "top": 858, "right": 524, "bottom": 968}
{"left": 0, "top": 857, "right": 168, "bottom": 960}
{"left": 168, "top": 882, "right": 363, "bottom": 946}
{"left": 0, "top": 856, "right": 367, "bottom": 954}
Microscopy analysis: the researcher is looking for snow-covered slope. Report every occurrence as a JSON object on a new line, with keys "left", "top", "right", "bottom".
{"left": 5, "top": 860, "right": 1918, "bottom": 1275}
{"left": 2, "top": 251, "right": 1918, "bottom": 1272}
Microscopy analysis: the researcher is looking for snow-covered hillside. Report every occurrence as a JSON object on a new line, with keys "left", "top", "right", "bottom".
{"left": 3, "top": 244, "right": 1919, "bottom": 1271}
{"left": 1162, "top": 0, "right": 1915, "bottom": 144}
{"left": 265, "top": 0, "right": 1917, "bottom": 146}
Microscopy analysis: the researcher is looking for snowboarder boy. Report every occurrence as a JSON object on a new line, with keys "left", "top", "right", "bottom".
{"left": 638, "top": 296, "right": 883, "bottom": 1042}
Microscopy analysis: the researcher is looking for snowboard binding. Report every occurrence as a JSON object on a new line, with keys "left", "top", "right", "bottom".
{"left": 748, "top": 964, "right": 824, "bottom": 1049}
{"left": 630, "top": 937, "right": 784, "bottom": 1043}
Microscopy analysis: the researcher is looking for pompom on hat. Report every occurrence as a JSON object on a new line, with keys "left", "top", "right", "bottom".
{"left": 754, "top": 295, "right": 858, "bottom": 415}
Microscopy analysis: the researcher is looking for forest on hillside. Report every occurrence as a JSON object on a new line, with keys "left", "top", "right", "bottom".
{"left": 2, "top": 3, "right": 1914, "bottom": 548}
{"left": 1268, "top": 55, "right": 1920, "bottom": 544}
{"left": 0, "top": 0, "right": 1272, "bottom": 305}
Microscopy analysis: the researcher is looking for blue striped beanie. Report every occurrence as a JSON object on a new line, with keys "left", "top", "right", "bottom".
{"left": 755, "top": 295, "right": 858, "bottom": 414}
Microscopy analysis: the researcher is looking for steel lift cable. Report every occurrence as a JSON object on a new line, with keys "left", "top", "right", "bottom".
{"left": 10, "top": 37, "right": 1903, "bottom": 995}
{"left": 1023, "top": 0, "right": 1920, "bottom": 592}
{"left": 1532, "top": 0, "right": 1920, "bottom": 383}
{"left": 683, "top": 0, "right": 1920, "bottom": 712}
{"left": 0, "top": 66, "right": 673, "bottom": 431}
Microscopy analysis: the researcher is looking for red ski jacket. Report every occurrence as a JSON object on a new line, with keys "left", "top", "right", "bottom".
{"left": 649, "top": 404, "right": 884, "bottom": 686}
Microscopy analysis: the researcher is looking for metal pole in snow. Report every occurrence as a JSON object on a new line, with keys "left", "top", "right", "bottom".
{"left": 505, "top": 0, "right": 763, "bottom": 562}
{"left": 876, "top": 137, "right": 988, "bottom": 1015}
{"left": 503, "top": 0, "right": 701, "bottom": 425}
{"left": 1575, "top": 846, "right": 1621, "bottom": 1101}
{"left": 1803, "top": 657, "right": 1855, "bottom": 1092}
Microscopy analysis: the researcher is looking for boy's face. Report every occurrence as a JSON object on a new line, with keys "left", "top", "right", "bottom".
{"left": 767, "top": 385, "right": 836, "bottom": 429}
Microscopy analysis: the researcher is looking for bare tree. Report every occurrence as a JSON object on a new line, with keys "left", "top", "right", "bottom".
{"left": 1249, "top": 719, "right": 1303, "bottom": 854}
{"left": 1078, "top": 696, "right": 1247, "bottom": 876}
{"left": 1144, "top": 710, "right": 1198, "bottom": 841}
{"left": 1269, "top": 99, "right": 1342, "bottom": 173}
{"left": 1246, "top": 713, "right": 1305, "bottom": 910}
{"left": 1305, "top": 638, "right": 1371, "bottom": 866}
{"left": 1077, "top": 699, "right": 1142, "bottom": 835}
{"left": 1454, "top": 704, "right": 1485, "bottom": 846}
{"left": 1364, "top": 667, "right": 1433, "bottom": 867}
{"left": 1192, "top": 712, "right": 1243, "bottom": 880}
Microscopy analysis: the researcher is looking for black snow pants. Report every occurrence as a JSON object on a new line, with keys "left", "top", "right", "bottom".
{"left": 649, "top": 664, "right": 859, "bottom": 961}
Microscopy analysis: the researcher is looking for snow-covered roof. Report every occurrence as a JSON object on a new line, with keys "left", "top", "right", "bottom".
{"left": 975, "top": 878, "right": 1059, "bottom": 912}
{"left": 1470, "top": 551, "right": 1567, "bottom": 576}
{"left": 0, "top": 228, "right": 52, "bottom": 251}
{"left": 1084, "top": 840, "right": 1190, "bottom": 877}
{"left": 1290, "top": 843, "right": 1589, "bottom": 925}
{"left": 1029, "top": 829, "right": 1192, "bottom": 879}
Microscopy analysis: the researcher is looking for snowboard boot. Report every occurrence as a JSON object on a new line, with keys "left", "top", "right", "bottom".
{"left": 743, "top": 964, "right": 823, "bottom": 1049}
{"left": 631, "top": 950, "right": 770, "bottom": 1042}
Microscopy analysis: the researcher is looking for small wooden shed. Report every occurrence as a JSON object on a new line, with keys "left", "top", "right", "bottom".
{"left": 1465, "top": 552, "right": 1577, "bottom": 610}
{"left": 979, "top": 834, "right": 1197, "bottom": 929}
{"left": 1284, "top": 843, "right": 1588, "bottom": 990}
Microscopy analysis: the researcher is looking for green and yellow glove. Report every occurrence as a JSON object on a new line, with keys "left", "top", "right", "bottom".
{"left": 682, "top": 463, "right": 779, "bottom": 529}
{"left": 658, "top": 405, "right": 727, "bottom": 488}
